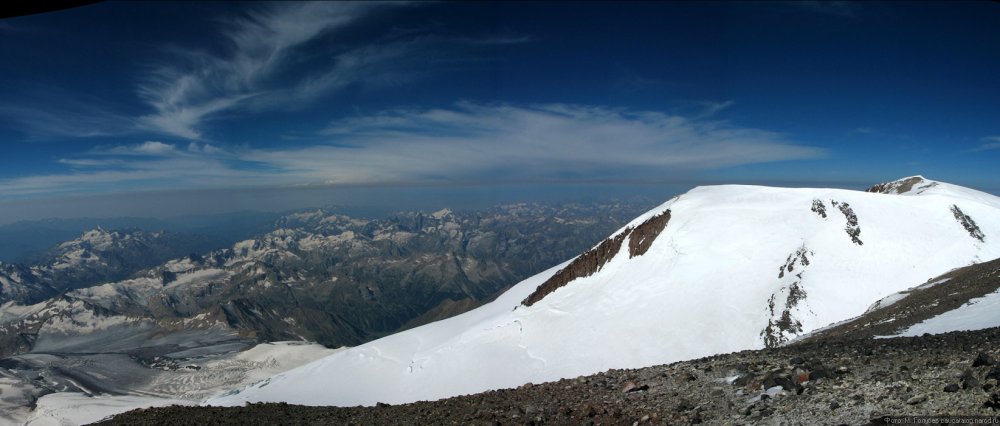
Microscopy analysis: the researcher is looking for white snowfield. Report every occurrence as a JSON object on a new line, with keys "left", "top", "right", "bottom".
{"left": 12, "top": 342, "right": 337, "bottom": 426}
{"left": 890, "top": 288, "right": 1000, "bottom": 338}
{"left": 24, "top": 394, "right": 192, "bottom": 426}
{"left": 208, "top": 177, "right": 1000, "bottom": 407}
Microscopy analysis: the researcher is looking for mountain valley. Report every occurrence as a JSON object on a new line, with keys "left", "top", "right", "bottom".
{"left": 0, "top": 200, "right": 651, "bottom": 424}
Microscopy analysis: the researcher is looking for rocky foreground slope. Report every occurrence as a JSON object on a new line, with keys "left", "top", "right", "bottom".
{"left": 97, "top": 327, "right": 1000, "bottom": 425}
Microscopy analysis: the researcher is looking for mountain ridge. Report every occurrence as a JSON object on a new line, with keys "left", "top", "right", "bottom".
{"left": 209, "top": 176, "right": 1000, "bottom": 408}
{"left": 0, "top": 228, "right": 214, "bottom": 306}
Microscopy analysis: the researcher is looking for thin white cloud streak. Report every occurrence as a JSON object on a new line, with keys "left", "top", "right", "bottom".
{"left": 0, "top": 92, "right": 135, "bottom": 140}
{"left": 106, "top": 141, "right": 179, "bottom": 156}
{"left": 4, "top": 141, "right": 266, "bottom": 198}
{"left": 694, "top": 100, "right": 735, "bottom": 119}
{"left": 134, "top": 2, "right": 510, "bottom": 140}
{"left": 0, "top": 103, "right": 825, "bottom": 200}
{"left": 267, "top": 103, "right": 825, "bottom": 183}
{"left": 4, "top": 3, "right": 527, "bottom": 141}
{"left": 57, "top": 158, "right": 126, "bottom": 168}
{"left": 93, "top": 140, "right": 228, "bottom": 157}
{"left": 789, "top": 1, "right": 857, "bottom": 17}
{"left": 970, "top": 136, "right": 1000, "bottom": 152}
{"left": 4, "top": 156, "right": 275, "bottom": 199}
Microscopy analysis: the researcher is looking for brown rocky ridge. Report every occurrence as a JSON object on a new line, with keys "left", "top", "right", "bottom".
{"left": 521, "top": 210, "right": 671, "bottom": 307}
{"left": 866, "top": 176, "right": 925, "bottom": 194}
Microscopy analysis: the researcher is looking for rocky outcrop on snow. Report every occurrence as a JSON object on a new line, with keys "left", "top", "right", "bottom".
{"left": 627, "top": 210, "right": 671, "bottom": 258}
{"left": 810, "top": 199, "right": 827, "bottom": 218}
{"left": 521, "top": 209, "right": 672, "bottom": 307}
{"left": 866, "top": 176, "right": 927, "bottom": 194}
{"left": 952, "top": 204, "right": 986, "bottom": 242}
{"left": 831, "top": 200, "right": 863, "bottom": 245}
{"left": 520, "top": 227, "right": 630, "bottom": 307}
{"left": 762, "top": 246, "right": 814, "bottom": 347}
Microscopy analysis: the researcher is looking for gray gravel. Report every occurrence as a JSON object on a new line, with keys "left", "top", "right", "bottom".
{"left": 96, "top": 326, "right": 1000, "bottom": 425}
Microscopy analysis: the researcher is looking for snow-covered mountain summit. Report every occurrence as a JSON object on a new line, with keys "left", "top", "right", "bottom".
{"left": 866, "top": 175, "right": 998, "bottom": 205}
{"left": 865, "top": 175, "right": 935, "bottom": 195}
{"left": 210, "top": 177, "right": 1000, "bottom": 407}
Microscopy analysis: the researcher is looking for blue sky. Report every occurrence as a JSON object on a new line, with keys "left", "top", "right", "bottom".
{"left": 0, "top": 1, "right": 998, "bottom": 222}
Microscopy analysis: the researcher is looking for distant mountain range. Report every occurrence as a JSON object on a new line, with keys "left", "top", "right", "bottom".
{"left": 0, "top": 211, "right": 283, "bottom": 263}
{"left": 0, "top": 200, "right": 652, "bottom": 424}
{"left": 0, "top": 227, "right": 217, "bottom": 306}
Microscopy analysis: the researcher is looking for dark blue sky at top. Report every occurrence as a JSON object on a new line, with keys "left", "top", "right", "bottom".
{"left": 0, "top": 1, "right": 998, "bottom": 222}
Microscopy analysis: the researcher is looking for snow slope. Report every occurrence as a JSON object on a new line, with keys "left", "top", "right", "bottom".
{"left": 24, "top": 394, "right": 192, "bottom": 426}
{"left": 6, "top": 341, "right": 337, "bottom": 426}
{"left": 209, "top": 177, "right": 1000, "bottom": 407}
{"left": 891, "top": 288, "right": 1000, "bottom": 337}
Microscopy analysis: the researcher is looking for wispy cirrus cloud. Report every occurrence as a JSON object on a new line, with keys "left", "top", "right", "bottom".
{"left": 135, "top": 2, "right": 386, "bottom": 139}
{"left": 5, "top": 141, "right": 270, "bottom": 199}
{"left": 0, "top": 22, "right": 33, "bottom": 33}
{"left": 969, "top": 136, "right": 1000, "bottom": 152}
{"left": 104, "top": 141, "right": 182, "bottom": 156}
{"left": 788, "top": 1, "right": 858, "bottom": 17}
{"left": 2, "top": 3, "right": 528, "bottom": 142}
{"left": 57, "top": 158, "right": 126, "bottom": 168}
{"left": 0, "top": 85, "right": 136, "bottom": 140}
{"left": 297, "top": 102, "right": 824, "bottom": 183}
{"left": 694, "top": 100, "right": 735, "bottom": 119}
{"left": 0, "top": 102, "right": 825, "bottom": 199}
{"left": 134, "top": 2, "right": 527, "bottom": 140}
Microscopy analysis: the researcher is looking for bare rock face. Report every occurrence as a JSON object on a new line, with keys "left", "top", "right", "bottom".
{"left": 865, "top": 176, "right": 925, "bottom": 194}
{"left": 831, "top": 200, "right": 863, "bottom": 245}
{"left": 521, "top": 209, "right": 671, "bottom": 307}
{"left": 810, "top": 199, "right": 827, "bottom": 219}
{"left": 952, "top": 205, "right": 986, "bottom": 242}
{"left": 520, "top": 227, "right": 631, "bottom": 307}
{"left": 866, "top": 175, "right": 945, "bottom": 195}
{"left": 628, "top": 210, "right": 671, "bottom": 258}
{"left": 763, "top": 246, "right": 813, "bottom": 347}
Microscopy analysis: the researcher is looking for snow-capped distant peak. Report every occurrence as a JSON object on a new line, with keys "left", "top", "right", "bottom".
{"left": 866, "top": 176, "right": 1000, "bottom": 209}
{"left": 431, "top": 208, "right": 453, "bottom": 219}
{"left": 56, "top": 227, "right": 123, "bottom": 252}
